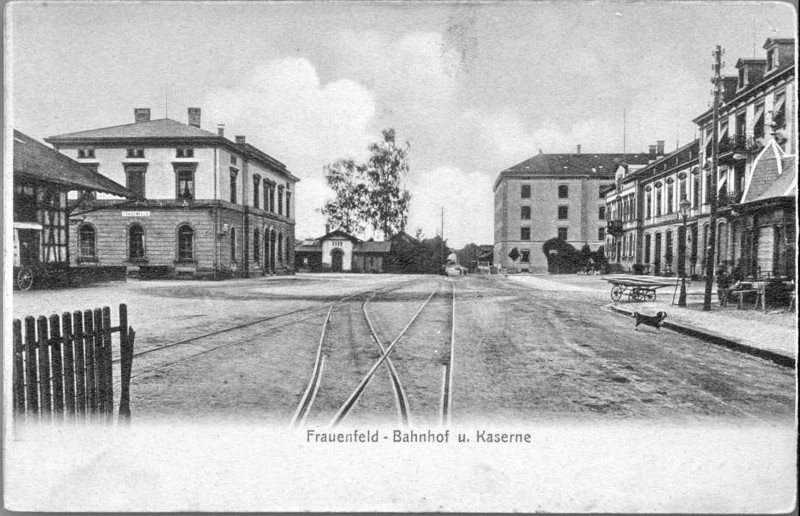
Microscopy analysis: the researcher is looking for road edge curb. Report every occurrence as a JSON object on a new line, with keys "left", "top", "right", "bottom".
{"left": 602, "top": 304, "right": 796, "bottom": 369}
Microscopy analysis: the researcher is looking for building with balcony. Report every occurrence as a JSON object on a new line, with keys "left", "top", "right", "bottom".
{"left": 693, "top": 37, "right": 795, "bottom": 280}
{"left": 604, "top": 38, "right": 795, "bottom": 281}
{"left": 493, "top": 147, "right": 650, "bottom": 273}
{"left": 45, "top": 107, "right": 299, "bottom": 279}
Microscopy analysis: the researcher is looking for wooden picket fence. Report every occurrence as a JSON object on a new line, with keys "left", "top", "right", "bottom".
{"left": 12, "top": 304, "right": 135, "bottom": 424}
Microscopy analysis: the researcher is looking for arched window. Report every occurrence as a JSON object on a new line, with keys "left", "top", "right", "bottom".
{"left": 254, "top": 228, "right": 260, "bottom": 262}
{"left": 79, "top": 224, "right": 96, "bottom": 258}
{"left": 230, "top": 227, "right": 237, "bottom": 263}
{"left": 129, "top": 223, "right": 145, "bottom": 260}
{"left": 644, "top": 233, "right": 651, "bottom": 264}
{"left": 178, "top": 224, "right": 194, "bottom": 261}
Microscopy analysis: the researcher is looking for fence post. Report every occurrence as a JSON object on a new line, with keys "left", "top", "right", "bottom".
{"left": 84, "top": 309, "right": 98, "bottom": 419}
{"left": 93, "top": 308, "right": 106, "bottom": 420}
{"left": 118, "top": 304, "right": 133, "bottom": 422}
{"left": 24, "top": 316, "right": 39, "bottom": 420}
{"left": 102, "top": 307, "right": 114, "bottom": 421}
{"left": 36, "top": 316, "right": 52, "bottom": 421}
{"left": 62, "top": 312, "right": 76, "bottom": 420}
{"left": 73, "top": 310, "right": 87, "bottom": 419}
{"left": 13, "top": 319, "right": 25, "bottom": 416}
{"left": 49, "top": 314, "right": 65, "bottom": 420}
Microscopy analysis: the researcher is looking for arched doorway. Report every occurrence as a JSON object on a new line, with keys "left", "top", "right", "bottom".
{"left": 331, "top": 248, "right": 344, "bottom": 272}
{"left": 654, "top": 233, "right": 662, "bottom": 275}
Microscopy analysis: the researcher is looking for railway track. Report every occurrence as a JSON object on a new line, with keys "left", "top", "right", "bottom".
{"left": 116, "top": 278, "right": 420, "bottom": 382}
{"left": 292, "top": 277, "right": 457, "bottom": 428}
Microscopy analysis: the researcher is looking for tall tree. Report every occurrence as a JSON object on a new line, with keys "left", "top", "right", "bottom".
{"left": 319, "top": 159, "right": 369, "bottom": 235}
{"left": 365, "top": 129, "right": 411, "bottom": 239}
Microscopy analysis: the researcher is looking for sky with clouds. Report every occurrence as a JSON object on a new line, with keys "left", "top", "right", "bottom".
{"left": 7, "top": 2, "right": 795, "bottom": 246}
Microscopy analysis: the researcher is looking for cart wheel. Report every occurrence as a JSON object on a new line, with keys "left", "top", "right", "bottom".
{"left": 645, "top": 290, "right": 656, "bottom": 302}
{"left": 610, "top": 284, "right": 623, "bottom": 301}
{"left": 17, "top": 267, "right": 34, "bottom": 291}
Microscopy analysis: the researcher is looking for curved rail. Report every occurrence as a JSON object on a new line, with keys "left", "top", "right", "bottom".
{"left": 290, "top": 305, "right": 335, "bottom": 427}
{"left": 440, "top": 278, "right": 456, "bottom": 426}
{"left": 362, "top": 297, "right": 410, "bottom": 427}
{"left": 330, "top": 284, "right": 440, "bottom": 427}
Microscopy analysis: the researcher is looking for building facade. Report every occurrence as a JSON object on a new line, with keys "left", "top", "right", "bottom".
{"left": 605, "top": 141, "right": 700, "bottom": 276}
{"left": 604, "top": 38, "right": 796, "bottom": 281}
{"left": 45, "top": 108, "right": 299, "bottom": 279}
{"left": 493, "top": 149, "right": 650, "bottom": 273}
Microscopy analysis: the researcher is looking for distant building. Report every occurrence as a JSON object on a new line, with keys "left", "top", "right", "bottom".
{"left": 295, "top": 229, "right": 391, "bottom": 273}
{"left": 13, "top": 129, "right": 131, "bottom": 289}
{"left": 493, "top": 148, "right": 650, "bottom": 273}
{"left": 45, "top": 108, "right": 299, "bottom": 279}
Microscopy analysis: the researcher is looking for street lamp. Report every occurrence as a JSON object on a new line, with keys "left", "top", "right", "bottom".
{"left": 678, "top": 196, "right": 691, "bottom": 307}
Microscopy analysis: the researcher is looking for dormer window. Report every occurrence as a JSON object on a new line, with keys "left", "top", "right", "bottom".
{"left": 126, "top": 148, "right": 145, "bottom": 159}
{"left": 738, "top": 66, "right": 746, "bottom": 89}
{"left": 77, "top": 148, "right": 95, "bottom": 159}
{"left": 176, "top": 147, "right": 194, "bottom": 158}
{"left": 766, "top": 48, "right": 775, "bottom": 72}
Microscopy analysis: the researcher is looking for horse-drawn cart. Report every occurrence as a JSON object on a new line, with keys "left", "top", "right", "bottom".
{"left": 604, "top": 276, "right": 675, "bottom": 302}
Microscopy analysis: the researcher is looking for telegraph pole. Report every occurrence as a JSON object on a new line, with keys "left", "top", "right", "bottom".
{"left": 703, "top": 45, "right": 723, "bottom": 311}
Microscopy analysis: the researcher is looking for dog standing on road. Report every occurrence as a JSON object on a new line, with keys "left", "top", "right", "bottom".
{"left": 633, "top": 311, "right": 667, "bottom": 333}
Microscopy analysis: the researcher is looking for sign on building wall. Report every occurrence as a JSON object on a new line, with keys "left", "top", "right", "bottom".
{"left": 121, "top": 211, "right": 151, "bottom": 217}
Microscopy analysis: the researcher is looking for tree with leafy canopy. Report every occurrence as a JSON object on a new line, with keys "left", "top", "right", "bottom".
{"left": 364, "top": 129, "right": 411, "bottom": 239}
{"left": 319, "top": 159, "right": 370, "bottom": 235}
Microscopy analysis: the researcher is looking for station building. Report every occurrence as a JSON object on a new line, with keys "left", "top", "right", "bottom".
{"left": 45, "top": 108, "right": 299, "bottom": 279}
{"left": 493, "top": 148, "right": 650, "bottom": 273}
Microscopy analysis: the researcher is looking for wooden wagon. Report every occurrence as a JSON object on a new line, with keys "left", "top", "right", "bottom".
{"left": 604, "top": 276, "right": 676, "bottom": 302}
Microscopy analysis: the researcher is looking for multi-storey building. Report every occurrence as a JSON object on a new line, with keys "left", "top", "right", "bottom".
{"left": 605, "top": 38, "right": 795, "bottom": 281}
{"left": 605, "top": 141, "right": 700, "bottom": 276}
{"left": 493, "top": 148, "right": 650, "bottom": 273}
{"left": 46, "top": 108, "right": 299, "bottom": 279}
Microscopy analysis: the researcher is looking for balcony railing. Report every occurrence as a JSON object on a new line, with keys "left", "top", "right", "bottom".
{"left": 719, "top": 134, "right": 761, "bottom": 155}
{"left": 717, "top": 189, "right": 743, "bottom": 208}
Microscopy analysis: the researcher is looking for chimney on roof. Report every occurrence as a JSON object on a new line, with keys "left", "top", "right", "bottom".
{"left": 576, "top": 144, "right": 581, "bottom": 154}
{"left": 235, "top": 135, "right": 246, "bottom": 145}
{"left": 325, "top": 224, "right": 330, "bottom": 234}
{"left": 134, "top": 108, "right": 151, "bottom": 123}
{"left": 538, "top": 148, "right": 543, "bottom": 155}
{"left": 188, "top": 107, "right": 201, "bottom": 128}
{"left": 656, "top": 140, "right": 665, "bottom": 156}
{"left": 217, "top": 124, "right": 225, "bottom": 137}
{"left": 649, "top": 145, "right": 657, "bottom": 157}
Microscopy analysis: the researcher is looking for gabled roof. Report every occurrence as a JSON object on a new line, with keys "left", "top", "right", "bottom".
{"left": 13, "top": 130, "right": 132, "bottom": 198}
{"left": 317, "top": 229, "right": 361, "bottom": 242}
{"left": 495, "top": 152, "right": 651, "bottom": 189}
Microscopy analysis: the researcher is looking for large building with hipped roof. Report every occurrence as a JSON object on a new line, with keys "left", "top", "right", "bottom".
{"left": 493, "top": 147, "right": 650, "bottom": 273}
{"left": 45, "top": 107, "right": 299, "bottom": 279}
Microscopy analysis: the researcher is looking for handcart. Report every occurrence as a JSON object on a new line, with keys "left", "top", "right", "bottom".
{"left": 603, "top": 276, "right": 676, "bottom": 302}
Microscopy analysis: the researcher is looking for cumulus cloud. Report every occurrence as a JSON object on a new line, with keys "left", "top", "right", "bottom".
{"left": 203, "top": 57, "right": 376, "bottom": 238}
